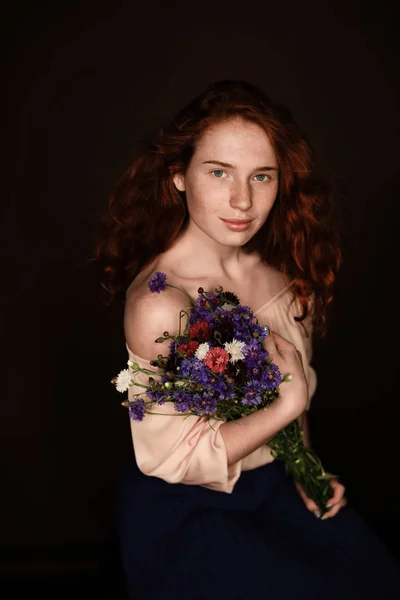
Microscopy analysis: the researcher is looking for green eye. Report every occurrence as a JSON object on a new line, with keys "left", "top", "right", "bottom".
{"left": 254, "top": 174, "right": 270, "bottom": 181}
{"left": 212, "top": 170, "right": 225, "bottom": 178}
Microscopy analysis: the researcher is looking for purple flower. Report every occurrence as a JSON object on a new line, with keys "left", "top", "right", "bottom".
{"left": 243, "top": 339, "right": 266, "bottom": 366}
{"left": 128, "top": 399, "right": 146, "bottom": 422}
{"left": 261, "top": 364, "right": 282, "bottom": 389}
{"left": 249, "top": 366, "right": 261, "bottom": 378}
{"left": 148, "top": 272, "right": 167, "bottom": 293}
{"left": 174, "top": 392, "right": 193, "bottom": 413}
{"left": 179, "top": 357, "right": 208, "bottom": 380}
{"left": 227, "top": 306, "right": 267, "bottom": 344}
{"left": 210, "top": 377, "right": 235, "bottom": 400}
{"left": 242, "top": 379, "right": 263, "bottom": 406}
{"left": 190, "top": 392, "right": 217, "bottom": 416}
{"left": 189, "top": 306, "right": 216, "bottom": 330}
{"left": 146, "top": 389, "right": 166, "bottom": 405}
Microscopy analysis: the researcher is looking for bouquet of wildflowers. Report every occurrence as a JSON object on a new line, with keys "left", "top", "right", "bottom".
{"left": 113, "top": 272, "right": 336, "bottom": 515}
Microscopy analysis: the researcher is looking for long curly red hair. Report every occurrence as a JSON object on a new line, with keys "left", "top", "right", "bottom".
{"left": 92, "top": 80, "right": 342, "bottom": 337}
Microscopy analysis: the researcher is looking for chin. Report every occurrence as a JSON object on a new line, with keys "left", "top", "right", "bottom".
{"left": 193, "top": 219, "right": 258, "bottom": 247}
{"left": 218, "top": 232, "right": 256, "bottom": 247}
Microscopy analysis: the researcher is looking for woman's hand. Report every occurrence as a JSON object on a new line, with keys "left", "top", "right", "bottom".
{"left": 294, "top": 477, "right": 347, "bottom": 520}
{"left": 263, "top": 330, "right": 309, "bottom": 416}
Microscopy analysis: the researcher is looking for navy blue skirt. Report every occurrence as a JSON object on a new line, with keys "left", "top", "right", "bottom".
{"left": 116, "top": 457, "right": 400, "bottom": 599}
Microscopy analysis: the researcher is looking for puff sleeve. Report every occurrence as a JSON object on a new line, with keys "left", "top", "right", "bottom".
{"left": 125, "top": 343, "right": 243, "bottom": 493}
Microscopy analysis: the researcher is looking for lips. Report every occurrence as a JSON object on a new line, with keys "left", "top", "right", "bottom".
{"left": 220, "top": 218, "right": 253, "bottom": 231}
{"left": 221, "top": 219, "right": 253, "bottom": 224}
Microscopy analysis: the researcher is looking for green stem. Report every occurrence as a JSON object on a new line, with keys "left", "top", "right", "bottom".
{"left": 268, "top": 420, "right": 336, "bottom": 516}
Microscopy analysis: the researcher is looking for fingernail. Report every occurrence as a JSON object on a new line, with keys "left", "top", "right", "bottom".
{"left": 321, "top": 514, "right": 329, "bottom": 520}
{"left": 313, "top": 509, "right": 321, "bottom": 518}
{"left": 326, "top": 503, "right": 334, "bottom": 509}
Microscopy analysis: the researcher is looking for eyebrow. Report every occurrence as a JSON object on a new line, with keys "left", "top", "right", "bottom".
{"left": 202, "top": 160, "right": 279, "bottom": 171}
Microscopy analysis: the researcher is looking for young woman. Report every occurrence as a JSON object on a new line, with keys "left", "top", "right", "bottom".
{"left": 94, "top": 80, "right": 400, "bottom": 598}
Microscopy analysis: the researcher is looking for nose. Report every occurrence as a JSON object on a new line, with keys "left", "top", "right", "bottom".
{"left": 229, "top": 180, "right": 253, "bottom": 212}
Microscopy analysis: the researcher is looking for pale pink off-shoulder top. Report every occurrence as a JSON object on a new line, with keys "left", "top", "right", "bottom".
{"left": 125, "top": 281, "right": 317, "bottom": 494}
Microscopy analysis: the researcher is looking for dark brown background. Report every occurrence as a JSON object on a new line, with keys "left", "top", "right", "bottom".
{"left": 2, "top": 0, "right": 399, "bottom": 595}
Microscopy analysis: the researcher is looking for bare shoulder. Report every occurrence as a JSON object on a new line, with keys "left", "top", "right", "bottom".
{"left": 124, "top": 271, "right": 192, "bottom": 360}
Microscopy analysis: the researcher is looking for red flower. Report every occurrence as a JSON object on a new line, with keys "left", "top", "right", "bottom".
{"left": 189, "top": 320, "right": 211, "bottom": 341}
{"left": 176, "top": 341, "right": 199, "bottom": 357}
{"left": 204, "top": 347, "right": 229, "bottom": 374}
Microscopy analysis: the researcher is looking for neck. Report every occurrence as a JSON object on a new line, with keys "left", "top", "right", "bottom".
{"left": 166, "top": 220, "right": 256, "bottom": 280}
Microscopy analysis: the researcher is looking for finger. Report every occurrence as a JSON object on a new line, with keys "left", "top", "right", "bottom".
{"left": 299, "top": 489, "right": 316, "bottom": 510}
{"left": 268, "top": 330, "right": 296, "bottom": 354}
{"left": 305, "top": 484, "right": 346, "bottom": 518}
{"left": 263, "top": 330, "right": 278, "bottom": 355}
{"left": 295, "top": 483, "right": 320, "bottom": 512}
{"left": 263, "top": 333, "right": 287, "bottom": 365}
{"left": 321, "top": 497, "right": 348, "bottom": 520}
{"left": 328, "top": 481, "right": 346, "bottom": 505}
{"left": 321, "top": 500, "right": 347, "bottom": 520}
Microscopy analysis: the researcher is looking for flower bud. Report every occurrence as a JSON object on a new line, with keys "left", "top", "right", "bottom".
{"left": 198, "top": 287, "right": 204, "bottom": 294}
{"left": 215, "top": 285, "right": 223, "bottom": 293}
{"left": 164, "top": 381, "right": 172, "bottom": 389}
{"left": 163, "top": 331, "right": 170, "bottom": 337}
{"left": 283, "top": 374, "right": 293, "bottom": 382}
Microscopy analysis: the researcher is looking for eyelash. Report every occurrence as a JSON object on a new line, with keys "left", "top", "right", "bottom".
{"left": 211, "top": 170, "right": 271, "bottom": 181}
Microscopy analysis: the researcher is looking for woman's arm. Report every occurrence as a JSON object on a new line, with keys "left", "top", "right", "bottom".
{"left": 220, "top": 399, "right": 304, "bottom": 467}
{"left": 220, "top": 330, "right": 309, "bottom": 466}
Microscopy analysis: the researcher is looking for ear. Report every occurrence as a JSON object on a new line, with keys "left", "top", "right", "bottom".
{"left": 173, "top": 173, "right": 185, "bottom": 192}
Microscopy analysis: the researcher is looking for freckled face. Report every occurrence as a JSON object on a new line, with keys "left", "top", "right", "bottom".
{"left": 173, "top": 117, "right": 279, "bottom": 247}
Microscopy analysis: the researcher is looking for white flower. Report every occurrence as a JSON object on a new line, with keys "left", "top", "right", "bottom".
{"left": 221, "top": 302, "right": 235, "bottom": 312}
{"left": 115, "top": 369, "right": 133, "bottom": 393}
{"left": 195, "top": 342, "right": 210, "bottom": 361}
{"left": 224, "top": 339, "right": 246, "bottom": 363}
